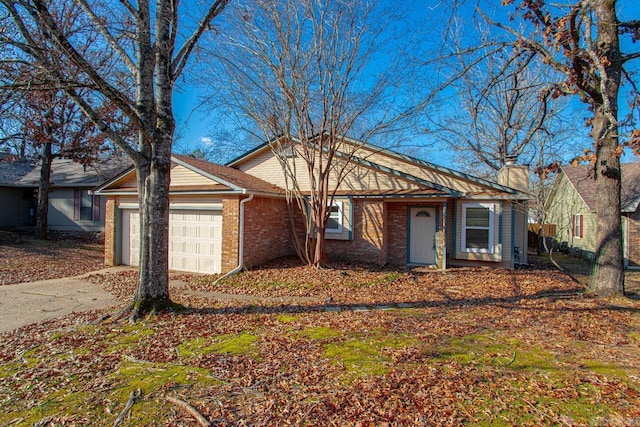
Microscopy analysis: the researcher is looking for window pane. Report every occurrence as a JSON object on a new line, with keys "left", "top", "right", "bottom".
{"left": 326, "top": 217, "right": 340, "bottom": 230}
{"left": 79, "top": 191, "right": 93, "bottom": 220}
{"left": 466, "top": 207, "right": 489, "bottom": 227}
{"left": 466, "top": 229, "right": 489, "bottom": 249}
{"left": 326, "top": 204, "right": 341, "bottom": 231}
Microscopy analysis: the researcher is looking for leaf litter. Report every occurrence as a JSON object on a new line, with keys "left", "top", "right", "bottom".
{"left": 1, "top": 256, "right": 639, "bottom": 426}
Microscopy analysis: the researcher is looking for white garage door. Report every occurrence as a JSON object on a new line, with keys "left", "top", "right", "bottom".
{"left": 121, "top": 209, "right": 222, "bottom": 274}
{"left": 169, "top": 210, "right": 222, "bottom": 273}
{"left": 121, "top": 210, "right": 140, "bottom": 267}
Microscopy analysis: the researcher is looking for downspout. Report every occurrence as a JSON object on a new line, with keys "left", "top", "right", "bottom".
{"left": 510, "top": 204, "right": 516, "bottom": 269}
{"left": 214, "top": 193, "right": 253, "bottom": 283}
{"left": 442, "top": 201, "right": 447, "bottom": 271}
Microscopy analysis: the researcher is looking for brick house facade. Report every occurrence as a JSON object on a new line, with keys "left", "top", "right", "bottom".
{"left": 96, "top": 138, "right": 531, "bottom": 275}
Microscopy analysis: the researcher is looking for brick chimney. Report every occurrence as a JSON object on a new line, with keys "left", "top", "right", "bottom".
{"left": 498, "top": 156, "right": 530, "bottom": 193}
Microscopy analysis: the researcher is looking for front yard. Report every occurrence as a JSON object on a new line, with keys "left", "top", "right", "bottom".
{"left": 1, "top": 246, "right": 639, "bottom": 425}
{"left": 0, "top": 237, "right": 103, "bottom": 285}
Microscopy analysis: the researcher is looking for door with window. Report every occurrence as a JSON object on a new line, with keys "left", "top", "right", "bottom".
{"left": 409, "top": 207, "right": 436, "bottom": 264}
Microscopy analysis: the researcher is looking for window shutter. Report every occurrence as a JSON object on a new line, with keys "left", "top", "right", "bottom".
{"left": 73, "top": 189, "right": 79, "bottom": 221}
{"left": 571, "top": 215, "right": 575, "bottom": 237}
{"left": 92, "top": 195, "right": 101, "bottom": 222}
{"left": 579, "top": 215, "right": 583, "bottom": 238}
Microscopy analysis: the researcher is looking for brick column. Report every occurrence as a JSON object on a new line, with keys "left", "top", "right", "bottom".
{"left": 221, "top": 197, "right": 240, "bottom": 273}
{"left": 104, "top": 198, "right": 117, "bottom": 266}
{"left": 359, "top": 199, "right": 386, "bottom": 265}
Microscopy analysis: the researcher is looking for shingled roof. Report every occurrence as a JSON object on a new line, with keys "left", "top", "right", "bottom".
{"left": 172, "top": 154, "right": 285, "bottom": 195}
{"left": 561, "top": 163, "right": 640, "bottom": 212}
{"left": 0, "top": 157, "right": 131, "bottom": 188}
{"left": 0, "top": 159, "right": 34, "bottom": 185}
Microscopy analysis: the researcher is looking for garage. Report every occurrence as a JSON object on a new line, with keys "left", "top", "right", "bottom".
{"left": 121, "top": 209, "right": 223, "bottom": 274}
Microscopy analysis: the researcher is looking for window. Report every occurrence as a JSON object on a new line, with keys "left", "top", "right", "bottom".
{"left": 326, "top": 201, "right": 343, "bottom": 233}
{"left": 572, "top": 214, "right": 583, "bottom": 239}
{"left": 74, "top": 190, "right": 100, "bottom": 221}
{"left": 79, "top": 190, "right": 93, "bottom": 220}
{"left": 461, "top": 203, "right": 495, "bottom": 253}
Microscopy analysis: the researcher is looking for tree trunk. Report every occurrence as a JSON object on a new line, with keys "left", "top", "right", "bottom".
{"left": 128, "top": 0, "right": 176, "bottom": 320}
{"left": 313, "top": 226, "right": 326, "bottom": 268}
{"left": 591, "top": 106, "right": 624, "bottom": 296}
{"left": 36, "top": 141, "right": 53, "bottom": 240}
{"left": 131, "top": 154, "right": 172, "bottom": 319}
{"left": 589, "top": 0, "right": 624, "bottom": 297}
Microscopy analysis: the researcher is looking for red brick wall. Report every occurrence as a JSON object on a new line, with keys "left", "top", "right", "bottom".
{"left": 387, "top": 203, "right": 408, "bottom": 264}
{"left": 325, "top": 199, "right": 387, "bottom": 264}
{"left": 243, "top": 196, "right": 293, "bottom": 268}
{"left": 221, "top": 197, "right": 240, "bottom": 272}
{"left": 104, "top": 198, "right": 116, "bottom": 266}
{"left": 628, "top": 211, "right": 640, "bottom": 267}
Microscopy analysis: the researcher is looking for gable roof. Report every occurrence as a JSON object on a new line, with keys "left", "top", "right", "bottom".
{"left": 226, "top": 133, "right": 525, "bottom": 198}
{"left": 0, "top": 159, "right": 34, "bottom": 186}
{"left": 172, "top": 154, "right": 285, "bottom": 195}
{"left": 0, "top": 157, "right": 131, "bottom": 188}
{"left": 560, "top": 163, "right": 640, "bottom": 212}
{"left": 95, "top": 154, "right": 285, "bottom": 196}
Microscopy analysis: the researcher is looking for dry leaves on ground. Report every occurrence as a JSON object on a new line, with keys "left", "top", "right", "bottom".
{"left": 0, "top": 239, "right": 103, "bottom": 285}
{"left": 3, "top": 256, "right": 640, "bottom": 426}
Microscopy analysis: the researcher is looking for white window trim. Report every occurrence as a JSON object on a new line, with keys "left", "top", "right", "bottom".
{"left": 573, "top": 213, "right": 583, "bottom": 239}
{"left": 461, "top": 202, "right": 495, "bottom": 254}
{"left": 326, "top": 201, "right": 343, "bottom": 234}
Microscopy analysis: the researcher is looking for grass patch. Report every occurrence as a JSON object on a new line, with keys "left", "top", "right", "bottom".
{"left": 465, "top": 382, "right": 616, "bottom": 426}
{"left": 107, "top": 361, "right": 219, "bottom": 425}
{"left": 179, "top": 332, "right": 259, "bottom": 358}
{"left": 324, "top": 332, "right": 419, "bottom": 379}
{"left": 103, "top": 324, "right": 155, "bottom": 354}
{"left": 435, "top": 332, "right": 557, "bottom": 371}
{"left": 298, "top": 326, "right": 341, "bottom": 340}
{"left": 580, "top": 360, "right": 631, "bottom": 379}
{"left": 276, "top": 314, "right": 300, "bottom": 323}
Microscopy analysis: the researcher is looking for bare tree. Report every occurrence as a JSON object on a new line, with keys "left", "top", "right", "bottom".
{"left": 206, "top": 0, "right": 426, "bottom": 267}
{"left": 429, "top": 35, "right": 573, "bottom": 178}
{"left": 489, "top": 0, "right": 640, "bottom": 296}
{"left": 22, "top": 89, "right": 110, "bottom": 239}
{"left": 0, "top": 0, "right": 229, "bottom": 319}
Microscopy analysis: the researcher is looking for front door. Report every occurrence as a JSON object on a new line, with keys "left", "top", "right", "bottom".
{"left": 409, "top": 207, "right": 436, "bottom": 265}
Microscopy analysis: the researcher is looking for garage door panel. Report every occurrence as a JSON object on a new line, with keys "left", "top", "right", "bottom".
{"left": 123, "top": 209, "right": 222, "bottom": 274}
{"left": 169, "top": 210, "right": 222, "bottom": 273}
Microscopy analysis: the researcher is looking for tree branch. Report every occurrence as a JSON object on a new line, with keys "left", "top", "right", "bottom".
{"left": 74, "top": 0, "right": 137, "bottom": 74}
{"left": 172, "top": 0, "right": 229, "bottom": 79}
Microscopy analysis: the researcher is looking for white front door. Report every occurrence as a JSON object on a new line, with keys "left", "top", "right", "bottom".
{"left": 409, "top": 207, "right": 436, "bottom": 265}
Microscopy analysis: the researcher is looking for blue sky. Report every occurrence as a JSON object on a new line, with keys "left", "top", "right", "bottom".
{"left": 170, "top": 0, "right": 638, "bottom": 169}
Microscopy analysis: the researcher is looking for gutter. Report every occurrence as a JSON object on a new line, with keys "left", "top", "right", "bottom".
{"left": 214, "top": 193, "right": 254, "bottom": 283}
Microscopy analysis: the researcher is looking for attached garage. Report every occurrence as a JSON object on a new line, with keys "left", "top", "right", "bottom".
{"left": 97, "top": 154, "right": 287, "bottom": 275}
{"left": 121, "top": 209, "right": 223, "bottom": 274}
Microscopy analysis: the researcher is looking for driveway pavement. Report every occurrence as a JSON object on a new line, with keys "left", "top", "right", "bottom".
{"left": 0, "top": 267, "right": 125, "bottom": 333}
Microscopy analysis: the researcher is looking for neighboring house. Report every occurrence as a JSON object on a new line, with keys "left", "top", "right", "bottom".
{"left": 0, "top": 157, "right": 130, "bottom": 232}
{"left": 544, "top": 163, "right": 640, "bottom": 268}
{"left": 96, "top": 137, "right": 531, "bottom": 274}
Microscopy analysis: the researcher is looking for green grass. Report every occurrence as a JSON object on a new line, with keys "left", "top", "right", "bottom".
{"left": 323, "top": 331, "right": 418, "bottom": 379}
{"left": 435, "top": 332, "right": 557, "bottom": 371}
{"left": 178, "top": 332, "right": 259, "bottom": 359}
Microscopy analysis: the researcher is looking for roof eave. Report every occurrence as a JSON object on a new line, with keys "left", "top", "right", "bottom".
{"left": 171, "top": 156, "right": 244, "bottom": 191}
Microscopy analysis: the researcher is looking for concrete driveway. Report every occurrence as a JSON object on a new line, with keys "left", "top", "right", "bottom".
{"left": 0, "top": 268, "right": 121, "bottom": 333}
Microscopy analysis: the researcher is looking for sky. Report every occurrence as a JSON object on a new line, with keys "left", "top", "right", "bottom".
{"left": 170, "top": 0, "right": 639, "bottom": 170}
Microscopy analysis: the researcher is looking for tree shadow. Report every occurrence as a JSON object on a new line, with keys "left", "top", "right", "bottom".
{"left": 176, "top": 281, "right": 640, "bottom": 319}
